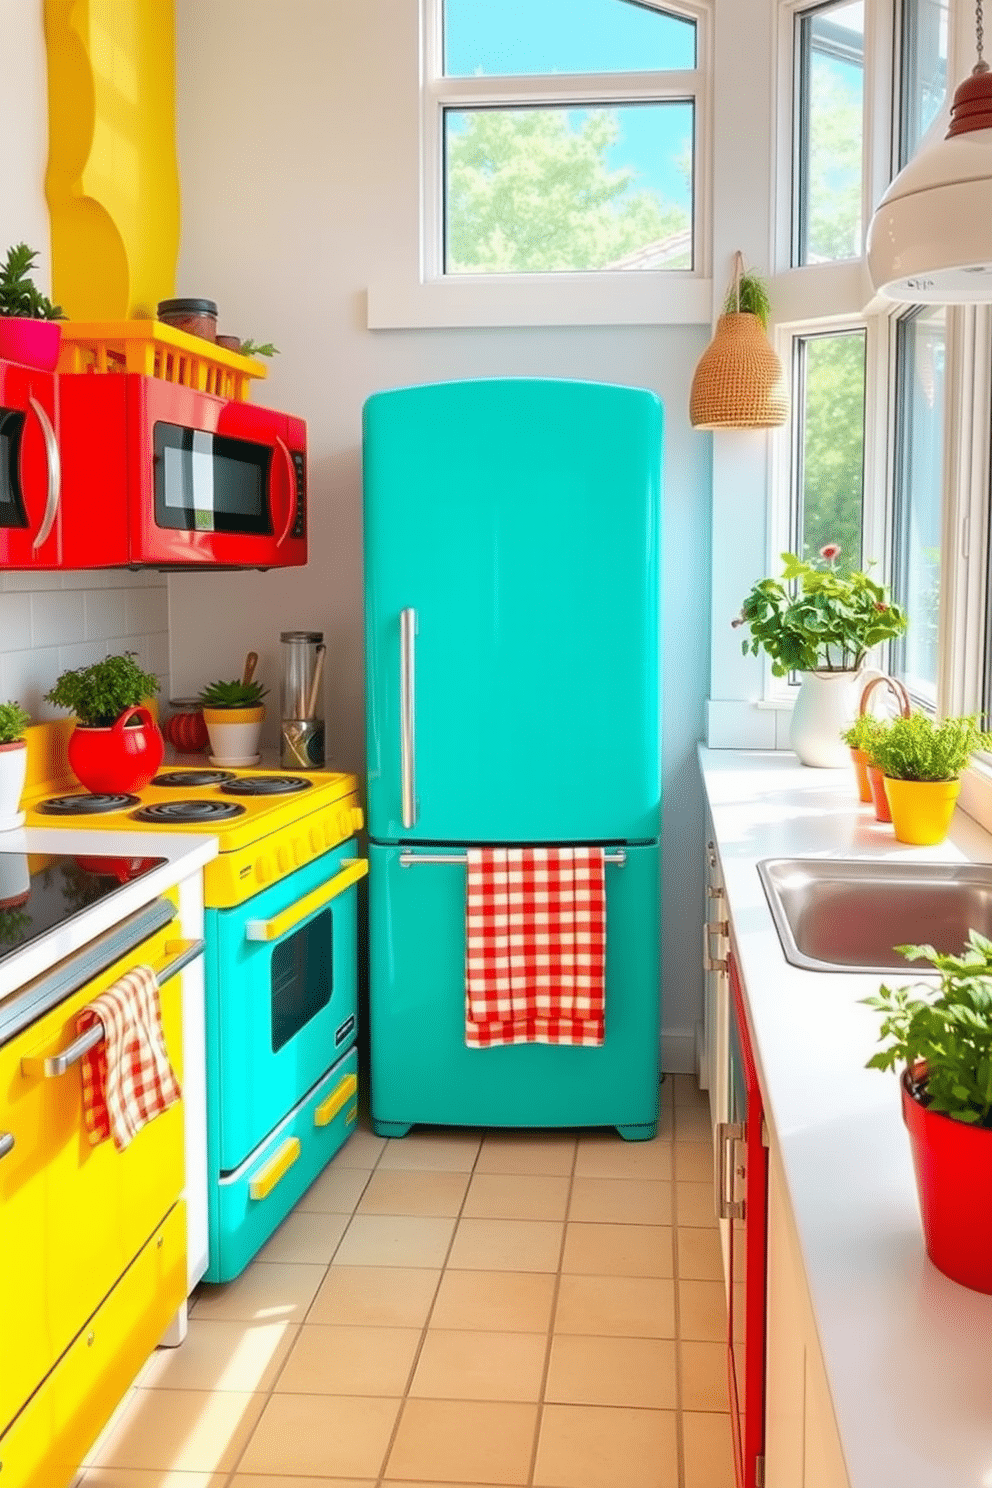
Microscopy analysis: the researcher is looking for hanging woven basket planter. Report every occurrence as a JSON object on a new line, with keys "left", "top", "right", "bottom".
{"left": 690, "top": 252, "right": 790, "bottom": 430}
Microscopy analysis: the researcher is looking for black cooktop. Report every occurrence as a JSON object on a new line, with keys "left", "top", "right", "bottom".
{"left": 0, "top": 851, "right": 166, "bottom": 965}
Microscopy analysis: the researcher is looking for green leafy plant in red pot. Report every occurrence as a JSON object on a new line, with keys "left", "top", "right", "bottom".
{"left": 0, "top": 242, "right": 65, "bottom": 371}
{"left": 45, "top": 653, "right": 163, "bottom": 794}
{"left": 863, "top": 932, "right": 992, "bottom": 1293}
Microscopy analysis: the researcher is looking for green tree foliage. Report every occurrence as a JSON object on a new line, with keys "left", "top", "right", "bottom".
{"left": 446, "top": 108, "right": 688, "bottom": 273}
{"left": 807, "top": 59, "right": 863, "bottom": 261}
{"left": 799, "top": 332, "right": 866, "bottom": 571}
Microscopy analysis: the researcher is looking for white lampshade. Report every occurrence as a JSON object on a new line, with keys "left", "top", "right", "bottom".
{"left": 866, "top": 53, "right": 992, "bottom": 304}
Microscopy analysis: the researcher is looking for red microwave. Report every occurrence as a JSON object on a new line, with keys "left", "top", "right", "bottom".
{"left": 27, "top": 371, "right": 307, "bottom": 570}
{"left": 0, "top": 359, "right": 62, "bottom": 568}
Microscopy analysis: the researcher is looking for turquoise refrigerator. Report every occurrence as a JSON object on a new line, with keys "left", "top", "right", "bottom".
{"left": 362, "top": 378, "right": 663, "bottom": 1138}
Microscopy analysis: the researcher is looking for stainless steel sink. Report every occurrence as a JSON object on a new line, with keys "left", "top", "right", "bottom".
{"left": 757, "top": 857, "right": 992, "bottom": 973}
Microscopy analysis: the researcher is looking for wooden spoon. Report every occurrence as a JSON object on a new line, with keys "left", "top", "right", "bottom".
{"left": 242, "top": 651, "right": 258, "bottom": 687}
{"left": 306, "top": 644, "right": 326, "bottom": 720}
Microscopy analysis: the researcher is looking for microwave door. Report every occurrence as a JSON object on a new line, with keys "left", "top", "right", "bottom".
{"left": 0, "top": 367, "right": 61, "bottom": 568}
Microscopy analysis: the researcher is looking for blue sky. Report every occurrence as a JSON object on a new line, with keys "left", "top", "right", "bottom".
{"left": 444, "top": 0, "right": 695, "bottom": 206}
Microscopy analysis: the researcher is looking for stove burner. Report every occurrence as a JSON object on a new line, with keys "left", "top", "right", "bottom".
{"left": 151, "top": 769, "right": 237, "bottom": 788}
{"left": 220, "top": 775, "right": 312, "bottom": 797}
{"left": 36, "top": 793, "right": 140, "bottom": 816}
{"left": 131, "top": 800, "right": 247, "bottom": 825}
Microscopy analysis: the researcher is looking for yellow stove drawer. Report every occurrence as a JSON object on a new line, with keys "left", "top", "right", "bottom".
{"left": 0, "top": 1201, "right": 186, "bottom": 1488}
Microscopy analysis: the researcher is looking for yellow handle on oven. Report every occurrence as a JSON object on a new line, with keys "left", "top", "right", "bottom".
{"left": 245, "top": 857, "right": 369, "bottom": 943}
{"left": 249, "top": 1137, "right": 301, "bottom": 1201}
{"left": 314, "top": 1072, "right": 358, "bottom": 1128}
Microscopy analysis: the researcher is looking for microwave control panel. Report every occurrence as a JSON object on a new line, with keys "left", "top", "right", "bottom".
{"left": 291, "top": 451, "right": 306, "bottom": 537}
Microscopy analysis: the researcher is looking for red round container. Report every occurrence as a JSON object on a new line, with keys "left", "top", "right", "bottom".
{"left": 67, "top": 706, "right": 165, "bottom": 794}
{"left": 163, "top": 705, "right": 209, "bottom": 753}
{"left": 901, "top": 1070, "right": 992, "bottom": 1293}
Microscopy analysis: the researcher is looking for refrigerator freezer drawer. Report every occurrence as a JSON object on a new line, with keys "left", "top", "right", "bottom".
{"left": 367, "top": 841, "right": 661, "bottom": 1138}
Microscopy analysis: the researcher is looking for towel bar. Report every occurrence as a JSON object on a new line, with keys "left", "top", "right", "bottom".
{"left": 398, "top": 850, "right": 626, "bottom": 867}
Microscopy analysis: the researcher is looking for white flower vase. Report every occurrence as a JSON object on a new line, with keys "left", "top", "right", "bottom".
{"left": 0, "top": 740, "right": 28, "bottom": 830}
{"left": 790, "top": 668, "right": 884, "bottom": 768}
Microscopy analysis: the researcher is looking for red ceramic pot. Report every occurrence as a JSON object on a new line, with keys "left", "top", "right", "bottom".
{"left": 867, "top": 763, "right": 892, "bottom": 823}
{"left": 67, "top": 706, "right": 164, "bottom": 794}
{"left": 0, "top": 318, "right": 62, "bottom": 372}
{"left": 163, "top": 706, "right": 209, "bottom": 753}
{"left": 901, "top": 1069, "right": 992, "bottom": 1293}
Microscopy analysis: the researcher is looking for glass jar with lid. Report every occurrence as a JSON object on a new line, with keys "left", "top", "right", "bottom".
{"left": 280, "top": 630, "right": 325, "bottom": 769}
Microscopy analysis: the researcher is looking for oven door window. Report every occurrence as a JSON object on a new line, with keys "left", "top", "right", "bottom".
{"left": 154, "top": 423, "right": 273, "bottom": 534}
{"left": 0, "top": 407, "right": 28, "bottom": 529}
{"left": 270, "top": 905, "right": 333, "bottom": 1053}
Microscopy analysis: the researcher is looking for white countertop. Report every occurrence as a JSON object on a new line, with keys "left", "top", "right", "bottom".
{"left": 698, "top": 747, "right": 992, "bottom": 1488}
{"left": 0, "top": 825, "right": 217, "bottom": 1002}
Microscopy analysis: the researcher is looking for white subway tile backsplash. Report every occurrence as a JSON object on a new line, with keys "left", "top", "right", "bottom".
{"left": 3, "top": 646, "right": 61, "bottom": 719}
{"left": 0, "top": 593, "right": 32, "bottom": 650}
{"left": 83, "top": 589, "right": 129, "bottom": 641}
{"left": 4, "top": 570, "right": 63, "bottom": 592}
{"left": 124, "top": 586, "right": 169, "bottom": 635}
{"left": 31, "top": 591, "right": 86, "bottom": 649}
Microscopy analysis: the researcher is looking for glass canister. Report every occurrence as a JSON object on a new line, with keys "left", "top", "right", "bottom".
{"left": 280, "top": 630, "right": 326, "bottom": 769}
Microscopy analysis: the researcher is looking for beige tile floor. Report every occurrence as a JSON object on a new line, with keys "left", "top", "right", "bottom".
{"left": 75, "top": 1074, "right": 733, "bottom": 1488}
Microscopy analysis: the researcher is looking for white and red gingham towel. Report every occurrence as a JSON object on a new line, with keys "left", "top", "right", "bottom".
{"left": 77, "top": 964, "right": 182, "bottom": 1152}
{"left": 465, "top": 846, "right": 606, "bottom": 1048}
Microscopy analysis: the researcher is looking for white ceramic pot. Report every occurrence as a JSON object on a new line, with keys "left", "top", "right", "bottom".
{"left": 789, "top": 669, "right": 883, "bottom": 768}
{"left": 0, "top": 739, "right": 28, "bottom": 830}
{"left": 202, "top": 706, "right": 265, "bottom": 766}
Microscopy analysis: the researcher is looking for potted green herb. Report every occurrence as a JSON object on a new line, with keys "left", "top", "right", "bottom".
{"left": 868, "top": 712, "right": 992, "bottom": 844}
{"left": 733, "top": 545, "right": 908, "bottom": 768}
{"left": 197, "top": 676, "right": 268, "bottom": 764}
{"left": 840, "top": 713, "right": 889, "bottom": 806}
{"left": 863, "top": 931, "right": 992, "bottom": 1292}
{"left": 0, "top": 242, "right": 65, "bottom": 371}
{"left": 45, "top": 653, "right": 163, "bottom": 794}
{"left": 0, "top": 701, "right": 31, "bottom": 829}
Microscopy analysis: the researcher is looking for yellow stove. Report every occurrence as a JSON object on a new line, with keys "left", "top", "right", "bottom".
{"left": 22, "top": 765, "right": 364, "bottom": 908}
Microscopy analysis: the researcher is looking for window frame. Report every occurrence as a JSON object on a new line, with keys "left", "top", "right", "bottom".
{"left": 382, "top": 0, "right": 714, "bottom": 328}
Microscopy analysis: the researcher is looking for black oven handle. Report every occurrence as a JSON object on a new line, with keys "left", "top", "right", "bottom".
{"left": 20, "top": 937, "right": 204, "bottom": 1080}
{"left": 245, "top": 857, "right": 368, "bottom": 943}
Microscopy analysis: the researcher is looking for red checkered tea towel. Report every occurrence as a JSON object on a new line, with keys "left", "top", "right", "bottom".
{"left": 465, "top": 846, "right": 606, "bottom": 1048}
{"left": 77, "top": 964, "right": 182, "bottom": 1152}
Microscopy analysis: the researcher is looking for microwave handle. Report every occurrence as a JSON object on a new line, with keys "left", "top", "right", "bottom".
{"left": 274, "top": 435, "right": 297, "bottom": 548}
{"left": 26, "top": 394, "right": 61, "bottom": 551}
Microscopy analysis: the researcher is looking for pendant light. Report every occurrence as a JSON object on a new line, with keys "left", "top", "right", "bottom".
{"left": 866, "top": 0, "right": 992, "bottom": 303}
{"left": 689, "top": 252, "right": 790, "bottom": 430}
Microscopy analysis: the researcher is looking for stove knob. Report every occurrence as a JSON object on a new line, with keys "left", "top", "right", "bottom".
{"left": 293, "top": 839, "right": 306, "bottom": 866}
{"left": 256, "top": 856, "right": 274, "bottom": 886}
{"left": 277, "top": 845, "right": 291, "bottom": 874}
{"left": 309, "top": 825, "right": 323, "bottom": 855}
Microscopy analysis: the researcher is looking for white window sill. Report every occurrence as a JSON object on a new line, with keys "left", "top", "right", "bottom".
{"left": 366, "top": 273, "right": 714, "bottom": 330}
{"left": 955, "top": 759, "right": 992, "bottom": 838}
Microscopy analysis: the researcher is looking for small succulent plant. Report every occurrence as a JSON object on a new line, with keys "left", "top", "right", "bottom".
{"left": 197, "top": 677, "right": 268, "bottom": 710}
{"left": 0, "top": 700, "right": 30, "bottom": 744}
{"left": 0, "top": 243, "right": 64, "bottom": 320}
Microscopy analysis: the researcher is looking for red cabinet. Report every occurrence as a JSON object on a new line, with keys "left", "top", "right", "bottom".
{"left": 723, "top": 950, "right": 769, "bottom": 1488}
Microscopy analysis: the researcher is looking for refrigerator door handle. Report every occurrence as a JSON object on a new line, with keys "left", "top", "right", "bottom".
{"left": 399, "top": 849, "right": 628, "bottom": 867}
{"left": 400, "top": 607, "right": 417, "bottom": 828}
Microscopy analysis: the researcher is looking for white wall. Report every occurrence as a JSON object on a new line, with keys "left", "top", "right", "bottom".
{"left": 0, "top": 1, "right": 173, "bottom": 719}
{"left": 170, "top": 0, "right": 713, "bottom": 1070}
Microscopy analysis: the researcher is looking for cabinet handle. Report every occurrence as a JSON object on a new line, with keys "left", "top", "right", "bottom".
{"left": 703, "top": 919, "right": 729, "bottom": 974}
{"left": 245, "top": 858, "right": 368, "bottom": 942}
{"left": 716, "top": 1120, "right": 745, "bottom": 1220}
{"left": 706, "top": 883, "right": 725, "bottom": 902}
{"left": 20, "top": 938, "right": 203, "bottom": 1078}
{"left": 0, "top": 1132, "right": 14, "bottom": 1161}
{"left": 249, "top": 1136, "right": 301, "bottom": 1200}
{"left": 314, "top": 1072, "right": 358, "bottom": 1127}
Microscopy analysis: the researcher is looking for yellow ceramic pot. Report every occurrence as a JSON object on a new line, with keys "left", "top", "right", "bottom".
{"left": 883, "top": 776, "right": 961, "bottom": 846}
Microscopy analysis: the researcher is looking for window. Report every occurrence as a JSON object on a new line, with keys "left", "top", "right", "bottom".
{"left": 793, "top": 1, "right": 865, "bottom": 265}
{"left": 790, "top": 330, "right": 867, "bottom": 568}
{"left": 897, "top": 0, "right": 948, "bottom": 167}
{"left": 427, "top": 0, "right": 703, "bottom": 278}
{"left": 890, "top": 307, "right": 946, "bottom": 708}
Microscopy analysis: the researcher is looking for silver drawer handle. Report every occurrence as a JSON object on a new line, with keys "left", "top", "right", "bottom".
{"left": 0, "top": 1132, "right": 14, "bottom": 1161}
{"left": 716, "top": 1120, "right": 745, "bottom": 1220}
{"left": 21, "top": 938, "right": 203, "bottom": 1079}
{"left": 28, "top": 394, "right": 61, "bottom": 551}
{"left": 399, "top": 849, "right": 627, "bottom": 867}
{"left": 703, "top": 919, "right": 729, "bottom": 974}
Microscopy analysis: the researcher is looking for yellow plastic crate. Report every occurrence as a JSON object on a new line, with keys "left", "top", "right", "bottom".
{"left": 56, "top": 320, "right": 268, "bottom": 401}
